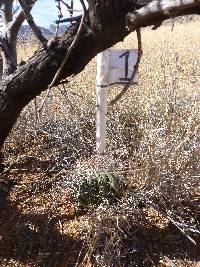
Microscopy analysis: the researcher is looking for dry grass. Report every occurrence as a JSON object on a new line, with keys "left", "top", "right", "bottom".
{"left": 0, "top": 20, "right": 200, "bottom": 266}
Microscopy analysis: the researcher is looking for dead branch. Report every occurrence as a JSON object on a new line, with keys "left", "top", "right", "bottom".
{"left": 126, "top": 0, "right": 200, "bottom": 31}
{"left": 18, "top": 0, "right": 47, "bottom": 45}
{"left": 79, "top": 0, "right": 87, "bottom": 14}
{"left": 8, "top": 10, "right": 25, "bottom": 34}
{"left": 38, "top": 0, "right": 87, "bottom": 113}
{"left": 59, "top": 0, "right": 72, "bottom": 10}
{"left": 0, "top": 36, "right": 17, "bottom": 75}
{"left": 9, "top": 0, "right": 37, "bottom": 36}
{"left": 37, "top": 88, "right": 51, "bottom": 114}
{"left": 49, "top": 0, "right": 87, "bottom": 88}
{"left": 55, "top": 15, "right": 82, "bottom": 24}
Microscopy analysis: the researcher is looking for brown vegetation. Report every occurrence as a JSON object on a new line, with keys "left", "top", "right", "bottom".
{"left": 0, "top": 20, "right": 199, "bottom": 266}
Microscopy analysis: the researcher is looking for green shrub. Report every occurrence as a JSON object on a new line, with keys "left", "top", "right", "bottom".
{"left": 64, "top": 156, "right": 127, "bottom": 209}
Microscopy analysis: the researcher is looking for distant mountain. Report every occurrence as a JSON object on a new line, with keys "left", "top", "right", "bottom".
{"left": 19, "top": 25, "right": 53, "bottom": 37}
{"left": 19, "top": 24, "right": 67, "bottom": 39}
{"left": 49, "top": 24, "right": 67, "bottom": 35}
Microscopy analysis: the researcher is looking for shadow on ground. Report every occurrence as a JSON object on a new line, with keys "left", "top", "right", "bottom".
{"left": 0, "top": 182, "right": 199, "bottom": 267}
{"left": 114, "top": 224, "right": 200, "bottom": 266}
{"left": 0, "top": 195, "right": 86, "bottom": 267}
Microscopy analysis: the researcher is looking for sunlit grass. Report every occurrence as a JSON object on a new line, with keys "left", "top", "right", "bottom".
{"left": 3, "top": 20, "right": 200, "bottom": 267}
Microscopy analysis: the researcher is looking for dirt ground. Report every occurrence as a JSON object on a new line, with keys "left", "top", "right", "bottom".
{"left": 0, "top": 19, "right": 200, "bottom": 267}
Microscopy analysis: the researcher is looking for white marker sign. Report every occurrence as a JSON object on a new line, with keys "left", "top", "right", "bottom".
{"left": 96, "top": 48, "right": 138, "bottom": 87}
{"left": 96, "top": 48, "right": 138, "bottom": 154}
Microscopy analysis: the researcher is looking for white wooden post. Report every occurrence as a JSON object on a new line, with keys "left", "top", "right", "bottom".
{"left": 96, "top": 50, "right": 110, "bottom": 154}
{"left": 96, "top": 85, "right": 108, "bottom": 154}
{"left": 96, "top": 48, "right": 138, "bottom": 154}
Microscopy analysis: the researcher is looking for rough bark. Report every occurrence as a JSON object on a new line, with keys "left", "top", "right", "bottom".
{"left": 0, "top": 0, "right": 35, "bottom": 76}
{"left": 0, "top": 0, "right": 136, "bottom": 149}
{"left": 126, "top": 0, "right": 200, "bottom": 30}
{"left": 18, "top": 0, "right": 47, "bottom": 45}
{"left": 0, "top": 0, "right": 199, "bottom": 150}
{"left": 1, "top": 0, "right": 17, "bottom": 74}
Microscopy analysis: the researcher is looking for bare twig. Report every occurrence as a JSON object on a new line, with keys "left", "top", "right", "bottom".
{"left": 146, "top": 201, "right": 198, "bottom": 246}
{"left": 58, "top": 84, "right": 96, "bottom": 107}
{"left": 61, "top": 8, "right": 83, "bottom": 13}
{"left": 13, "top": 4, "right": 20, "bottom": 15}
{"left": 49, "top": 0, "right": 87, "bottom": 88}
{"left": 37, "top": 88, "right": 51, "bottom": 114}
{"left": 18, "top": 0, "right": 47, "bottom": 45}
{"left": 37, "top": 0, "right": 84, "bottom": 113}
{"left": 55, "top": 0, "right": 63, "bottom": 38}
{"left": 59, "top": 0, "right": 75, "bottom": 19}
{"left": 34, "top": 97, "right": 40, "bottom": 125}
{"left": 166, "top": 214, "right": 197, "bottom": 245}
{"left": 55, "top": 15, "right": 81, "bottom": 24}
{"left": 59, "top": 0, "right": 72, "bottom": 10}
{"left": 110, "top": 28, "right": 142, "bottom": 106}
{"left": 79, "top": 0, "right": 87, "bottom": 14}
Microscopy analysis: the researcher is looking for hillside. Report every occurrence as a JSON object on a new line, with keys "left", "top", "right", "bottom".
{"left": 18, "top": 24, "right": 67, "bottom": 39}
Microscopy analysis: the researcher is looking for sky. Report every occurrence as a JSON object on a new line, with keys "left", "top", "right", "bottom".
{"left": 30, "top": 0, "right": 83, "bottom": 27}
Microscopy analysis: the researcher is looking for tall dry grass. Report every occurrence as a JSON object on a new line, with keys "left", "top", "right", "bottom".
{"left": 5, "top": 21, "right": 200, "bottom": 173}
{"left": 1, "top": 21, "right": 200, "bottom": 266}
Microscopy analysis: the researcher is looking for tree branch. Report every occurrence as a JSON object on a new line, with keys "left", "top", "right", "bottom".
{"left": 1, "top": 0, "right": 17, "bottom": 75}
{"left": 0, "top": 0, "right": 37, "bottom": 74}
{"left": 8, "top": 10, "right": 25, "bottom": 37}
{"left": 9, "top": 0, "right": 36, "bottom": 34}
{"left": 0, "top": 0, "right": 4, "bottom": 8}
{"left": 18, "top": 0, "right": 47, "bottom": 45}
{"left": 0, "top": 36, "right": 17, "bottom": 75}
{"left": 0, "top": 0, "right": 199, "bottom": 148}
{"left": 49, "top": 0, "right": 87, "bottom": 87}
{"left": 1, "top": 0, "right": 13, "bottom": 31}
{"left": 126, "top": 0, "right": 200, "bottom": 30}
{"left": 55, "top": 15, "right": 82, "bottom": 24}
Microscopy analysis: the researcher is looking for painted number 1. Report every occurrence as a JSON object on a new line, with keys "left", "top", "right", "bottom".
{"left": 119, "top": 51, "right": 131, "bottom": 82}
